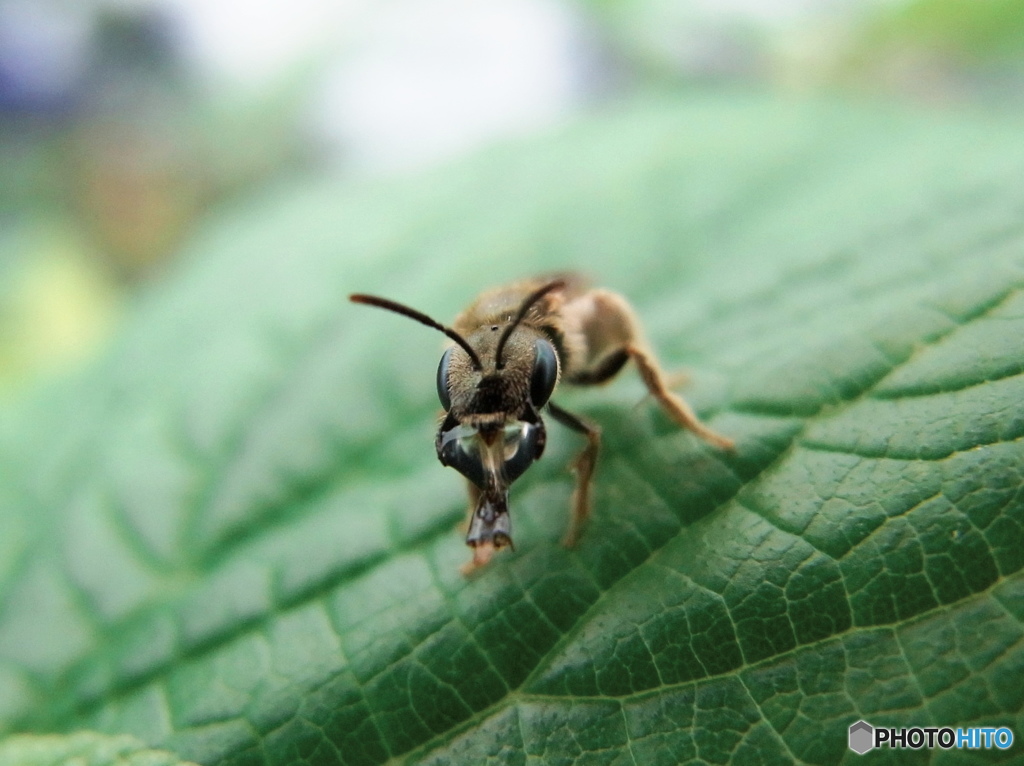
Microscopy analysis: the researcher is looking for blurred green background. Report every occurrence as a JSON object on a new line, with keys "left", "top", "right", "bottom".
{"left": 3, "top": 0, "right": 1024, "bottom": 399}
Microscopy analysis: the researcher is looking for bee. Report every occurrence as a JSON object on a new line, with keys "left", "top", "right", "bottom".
{"left": 350, "top": 275, "right": 733, "bottom": 574}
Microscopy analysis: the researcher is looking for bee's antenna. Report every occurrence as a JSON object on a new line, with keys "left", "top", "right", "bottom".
{"left": 495, "top": 279, "right": 566, "bottom": 369}
{"left": 350, "top": 294, "right": 483, "bottom": 370}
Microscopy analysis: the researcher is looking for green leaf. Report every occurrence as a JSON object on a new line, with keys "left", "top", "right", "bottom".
{"left": 2, "top": 92, "right": 1023, "bottom": 765}
{"left": 0, "top": 731, "right": 198, "bottom": 766}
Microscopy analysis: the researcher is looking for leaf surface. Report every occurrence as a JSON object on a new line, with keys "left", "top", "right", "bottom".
{"left": 1, "top": 94, "right": 1022, "bottom": 765}
{"left": 0, "top": 731, "right": 198, "bottom": 766}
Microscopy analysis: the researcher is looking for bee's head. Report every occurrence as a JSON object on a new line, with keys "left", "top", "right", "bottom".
{"left": 349, "top": 280, "right": 565, "bottom": 555}
{"left": 434, "top": 325, "right": 554, "bottom": 476}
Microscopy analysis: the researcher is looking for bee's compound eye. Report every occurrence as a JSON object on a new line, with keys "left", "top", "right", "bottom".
{"left": 530, "top": 340, "right": 558, "bottom": 407}
{"left": 436, "top": 347, "right": 454, "bottom": 410}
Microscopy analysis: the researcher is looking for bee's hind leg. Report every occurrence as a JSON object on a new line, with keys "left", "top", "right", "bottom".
{"left": 547, "top": 401, "right": 601, "bottom": 548}
{"left": 567, "top": 289, "right": 733, "bottom": 451}
{"left": 626, "top": 343, "right": 733, "bottom": 450}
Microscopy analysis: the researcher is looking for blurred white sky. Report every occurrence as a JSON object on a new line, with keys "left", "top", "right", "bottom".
{"left": 163, "top": 0, "right": 877, "bottom": 173}
{"left": 169, "top": 0, "right": 848, "bottom": 88}
{"left": 3, "top": 0, "right": 891, "bottom": 172}
{"left": 171, "top": 0, "right": 367, "bottom": 87}
{"left": 174, "top": 0, "right": 598, "bottom": 172}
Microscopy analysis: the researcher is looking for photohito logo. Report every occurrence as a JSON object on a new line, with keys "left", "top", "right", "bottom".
{"left": 848, "top": 721, "right": 873, "bottom": 754}
{"left": 848, "top": 720, "right": 1015, "bottom": 754}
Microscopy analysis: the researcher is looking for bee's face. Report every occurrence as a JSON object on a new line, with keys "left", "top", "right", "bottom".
{"left": 434, "top": 327, "right": 560, "bottom": 549}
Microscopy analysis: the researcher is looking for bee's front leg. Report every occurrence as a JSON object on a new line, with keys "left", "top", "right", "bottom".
{"left": 459, "top": 481, "right": 493, "bottom": 576}
{"left": 547, "top": 401, "right": 601, "bottom": 548}
{"left": 464, "top": 480, "right": 481, "bottom": 525}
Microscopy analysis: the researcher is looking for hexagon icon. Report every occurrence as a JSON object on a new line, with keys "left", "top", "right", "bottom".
{"left": 849, "top": 720, "right": 874, "bottom": 754}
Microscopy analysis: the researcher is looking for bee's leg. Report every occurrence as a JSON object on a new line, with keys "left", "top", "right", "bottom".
{"left": 456, "top": 481, "right": 479, "bottom": 536}
{"left": 464, "top": 480, "right": 480, "bottom": 526}
{"left": 663, "top": 370, "right": 690, "bottom": 389}
{"left": 459, "top": 481, "right": 492, "bottom": 576}
{"left": 547, "top": 401, "right": 601, "bottom": 548}
{"left": 626, "top": 344, "right": 733, "bottom": 449}
{"left": 632, "top": 371, "right": 689, "bottom": 415}
{"left": 567, "top": 290, "right": 733, "bottom": 451}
